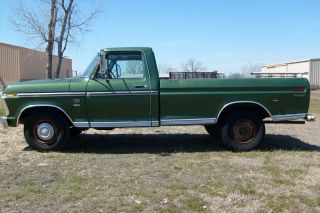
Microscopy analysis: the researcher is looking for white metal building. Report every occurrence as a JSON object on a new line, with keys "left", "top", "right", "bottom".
{"left": 261, "top": 59, "right": 320, "bottom": 88}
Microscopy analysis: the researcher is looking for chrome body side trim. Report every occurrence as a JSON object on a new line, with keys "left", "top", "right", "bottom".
{"left": 4, "top": 92, "right": 86, "bottom": 98}
{"left": 90, "top": 121, "right": 152, "bottom": 128}
{"left": 87, "top": 91, "right": 158, "bottom": 97}
{"left": 161, "top": 118, "right": 216, "bottom": 126}
{"left": 216, "top": 101, "right": 274, "bottom": 121}
{"left": 73, "top": 122, "right": 90, "bottom": 128}
{"left": 17, "top": 92, "right": 86, "bottom": 97}
{"left": 4, "top": 91, "right": 158, "bottom": 98}
{"left": 273, "top": 113, "right": 307, "bottom": 121}
{"left": 150, "top": 91, "right": 158, "bottom": 95}
{"left": 16, "top": 105, "right": 77, "bottom": 127}
{"left": 151, "top": 120, "right": 160, "bottom": 127}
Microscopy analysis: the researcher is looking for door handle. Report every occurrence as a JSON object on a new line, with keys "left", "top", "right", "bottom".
{"left": 133, "top": 84, "right": 146, "bottom": 88}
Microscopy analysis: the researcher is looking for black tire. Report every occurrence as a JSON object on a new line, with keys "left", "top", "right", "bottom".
{"left": 204, "top": 124, "right": 222, "bottom": 138}
{"left": 24, "top": 111, "right": 70, "bottom": 151}
{"left": 69, "top": 127, "right": 83, "bottom": 137}
{"left": 221, "top": 110, "right": 265, "bottom": 151}
{"left": 204, "top": 124, "right": 223, "bottom": 144}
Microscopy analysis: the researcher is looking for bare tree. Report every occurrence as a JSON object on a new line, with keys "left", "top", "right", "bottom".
{"left": 12, "top": 0, "right": 102, "bottom": 79}
{"left": 47, "top": 0, "right": 58, "bottom": 79}
{"left": 126, "top": 61, "right": 143, "bottom": 74}
{"left": 54, "top": 0, "right": 102, "bottom": 78}
{"left": 241, "top": 63, "right": 263, "bottom": 78}
{"left": 158, "top": 64, "right": 178, "bottom": 74}
{"left": 181, "top": 58, "right": 207, "bottom": 72}
{"left": 12, "top": 1, "right": 57, "bottom": 79}
{"left": 54, "top": 0, "right": 74, "bottom": 78}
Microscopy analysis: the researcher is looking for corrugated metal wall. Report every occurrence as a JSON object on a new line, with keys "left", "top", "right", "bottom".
{"left": 0, "top": 42, "right": 72, "bottom": 87}
{"left": 261, "top": 59, "right": 320, "bottom": 87}
{"left": 18, "top": 48, "right": 72, "bottom": 81}
{"left": 0, "top": 44, "right": 20, "bottom": 85}
{"left": 310, "top": 59, "right": 320, "bottom": 89}
{"left": 19, "top": 47, "right": 47, "bottom": 80}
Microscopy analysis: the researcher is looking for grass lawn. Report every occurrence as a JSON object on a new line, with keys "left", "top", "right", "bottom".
{"left": 0, "top": 122, "right": 319, "bottom": 212}
{"left": 0, "top": 104, "right": 5, "bottom": 115}
{"left": 0, "top": 90, "right": 319, "bottom": 212}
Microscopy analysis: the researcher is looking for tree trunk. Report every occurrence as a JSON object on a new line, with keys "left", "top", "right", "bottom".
{"left": 55, "top": 0, "right": 73, "bottom": 78}
{"left": 55, "top": 53, "right": 63, "bottom": 78}
{"left": 46, "top": 0, "right": 57, "bottom": 79}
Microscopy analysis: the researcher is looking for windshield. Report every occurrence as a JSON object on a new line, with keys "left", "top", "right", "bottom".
{"left": 81, "top": 55, "right": 98, "bottom": 77}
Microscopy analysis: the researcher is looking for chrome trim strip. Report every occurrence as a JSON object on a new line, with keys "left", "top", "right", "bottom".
{"left": 73, "top": 122, "right": 90, "bottom": 128}
{"left": 12, "top": 92, "right": 86, "bottom": 98}
{"left": 273, "top": 113, "right": 307, "bottom": 121}
{"left": 90, "top": 121, "right": 152, "bottom": 128}
{"left": 151, "top": 120, "right": 160, "bottom": 127}
{"left": 142, "top": 51, "right": 154, "bottom": 119}
{"left": 87, "top": 91, "right": 158, "bottom": 97}
{"left": 16, "top": 105, "right": 77, "bottom": 127}
{"left": 4, "top": 91, "right": 158, "bottom": 98}
{"left": 216, "top": 101, "right": 274, "bottom": 122}
{"left": 161, "top": 118, "right": 216, "bottom": 126}
{"left": 0, "top": 116, "right": 8, "bottom": 129}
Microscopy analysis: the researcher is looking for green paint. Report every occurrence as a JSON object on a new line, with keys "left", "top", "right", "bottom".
{"left": 2, "top": 47, "right": 310, "bottom": 127}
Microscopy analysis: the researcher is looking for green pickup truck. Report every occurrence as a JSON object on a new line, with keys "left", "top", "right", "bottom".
{"left": 0, "top": 47, "right": 313, "bottom": 151}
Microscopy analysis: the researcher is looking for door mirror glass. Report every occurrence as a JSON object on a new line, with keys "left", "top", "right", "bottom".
{"left": 99, "top": 51, "right": 107, "bottom": 73}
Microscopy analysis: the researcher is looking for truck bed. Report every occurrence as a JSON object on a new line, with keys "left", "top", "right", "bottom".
{"left": 159, "top": 78, "right": 310, "bottom": 124}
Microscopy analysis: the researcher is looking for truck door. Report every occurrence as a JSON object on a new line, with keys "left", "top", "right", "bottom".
{"left": 86, "top": 52, "right": 152, "bottom": 128}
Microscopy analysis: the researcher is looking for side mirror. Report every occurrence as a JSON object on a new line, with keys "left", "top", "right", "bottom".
{"left": 99, "top": 51, "right": 107, "bottom": 73}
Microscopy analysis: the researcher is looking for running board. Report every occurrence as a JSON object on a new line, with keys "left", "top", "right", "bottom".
{"left": 264, "top": 120, "right": 305, "bottom": 124}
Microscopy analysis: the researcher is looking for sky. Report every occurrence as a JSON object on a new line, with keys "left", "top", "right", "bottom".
{"left": 1, "top": 0, "right": 320, "bottom": 74}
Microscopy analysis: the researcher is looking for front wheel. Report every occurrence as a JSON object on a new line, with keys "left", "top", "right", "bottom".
{"left": 24, "top": 111, "right": 70, "bottom": 151}
{"left": 221, "top": 110, "right": 265, "bottom": 151}
{"left": 69, "top": 127, "right": 84, "bottom": 137}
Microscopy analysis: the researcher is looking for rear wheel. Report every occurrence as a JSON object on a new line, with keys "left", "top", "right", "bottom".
{"left": 24, "top": 111, "right": 69, "bottom": 151}
{"left": 221, "top": 110, "right": 265, "bottom": 151}
{"left": 204, "top": 124, "right": 223, "bottom": 145}
{"left": 204, "top": 124, "right": 221, "bottom": 138}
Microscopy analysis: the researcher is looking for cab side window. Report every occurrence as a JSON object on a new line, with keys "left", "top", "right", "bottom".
{"left": 106, "top": 53, "right": 144, "bottom": 79}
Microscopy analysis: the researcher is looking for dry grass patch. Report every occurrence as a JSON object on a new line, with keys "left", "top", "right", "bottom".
{"left": 0, "top": 120, "right": 320, "bottom": 212}
{"left": 0, "top": 90, "right": 319, "bottom": 212}
{"left": 0, "top": 105, "right": 4, "bottom": 116}
{"left": 310, "top": 90, "right": 320, "bottom": 114}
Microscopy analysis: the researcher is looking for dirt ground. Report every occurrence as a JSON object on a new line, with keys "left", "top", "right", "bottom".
{"left": 0, "top": 117, "right": 319, "bottom": 212}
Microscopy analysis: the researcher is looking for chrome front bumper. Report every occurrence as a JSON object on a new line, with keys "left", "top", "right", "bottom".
{"left": 0, "top": 116, "right": 8, "bottom": 129}
{"left": 306, "top": 114, "right": 316, "bottom": 121}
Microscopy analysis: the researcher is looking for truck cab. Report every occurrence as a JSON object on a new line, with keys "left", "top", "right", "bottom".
{"left": 83, "top": 48, "right": 160, "bottom": 128}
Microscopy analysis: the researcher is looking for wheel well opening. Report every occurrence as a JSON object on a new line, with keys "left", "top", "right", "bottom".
{"left": 19, "top": 106, "right": 73, "bottom": 127}
{"left": 216, "top": 103, "right": 271, "bottom": 125}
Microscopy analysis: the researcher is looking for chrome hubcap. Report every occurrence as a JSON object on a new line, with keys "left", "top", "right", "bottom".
{"left": 233, "top": 119, "right": 257, "bottom": 144}
{"left": 37, "top": 123, "right": 55, "bottom": 141}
